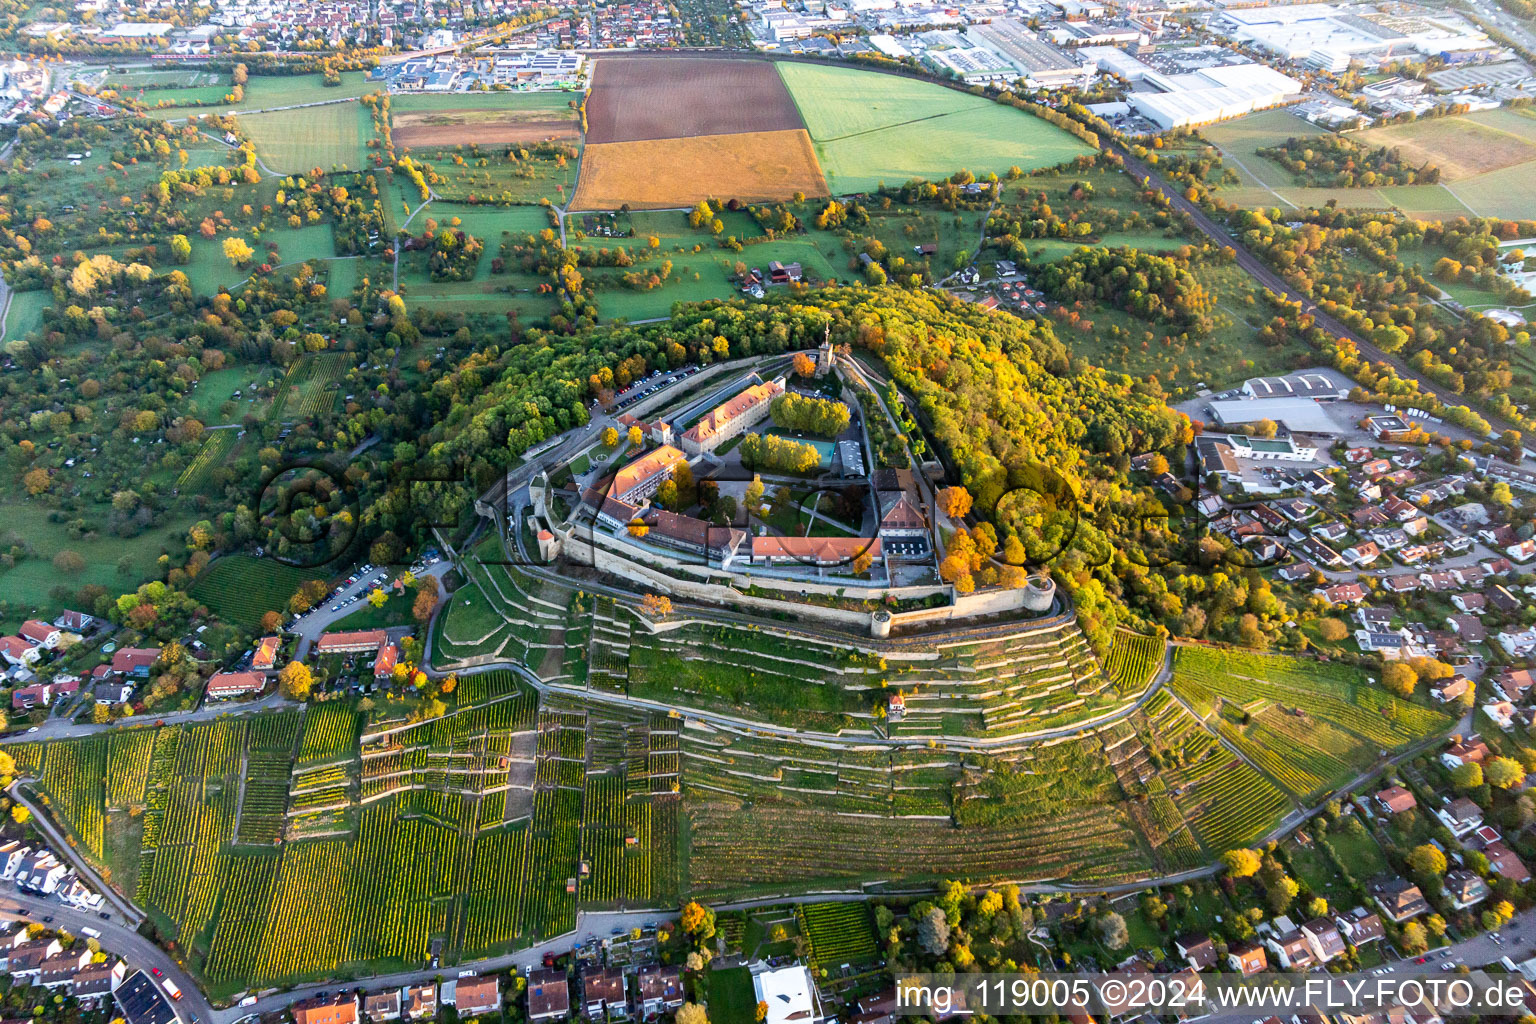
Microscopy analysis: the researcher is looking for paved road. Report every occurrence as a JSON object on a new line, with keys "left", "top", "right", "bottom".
{"left": 291, "top": 560, "right": 453, "bottom": 659}
{"left": 0, "top": 890, "right": 212, "bottom": 1022}
{"left": 1115, "top": 145, "right": 1513, "bottom": 436}
{"left": 7, "top": 779, "right": 142, "bottom": 923}
{"left": 0, "top": 688, "right": 289, "bottom": 744}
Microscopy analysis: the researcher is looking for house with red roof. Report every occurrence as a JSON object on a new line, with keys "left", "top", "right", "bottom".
{"left": 18, "top": 621, "right": 60, "bottom": 649}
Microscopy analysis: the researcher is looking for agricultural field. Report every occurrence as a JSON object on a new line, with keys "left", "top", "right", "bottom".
{"left": 1197, "top": 108, "right": 1536, "bottom": 219}
{"left": 187, "top": 555, "right": 325, "bottom": 628}
{"left": 778, "top": 62, "right": 1094, "bottom": 193}
{"left": 270, "top": 352, "right": 352, "bottom": 422}
{"left": 1103, "top": 630, "right": 1164, "bottom": 691}
{"left": 236, "top": 102, "right": 373, "bottom": 174}
{"left": 177, "top": 431, "right": 240, "bottom": 491}
{"left": 1, "top": 289, "right": 50, "bottom": 342}
{"left": 142, "top": 72, "right": 375, "bottom": 119}
{"left": 573, "top": 130, "right": 826, "bottom": 211}
{"left": 1168, "top": 646, "right": 1455, "bottom": 802}
{"left": 585, "top": 57, "right": 804, "bottom": 144}
{"left": 392, "top": 91, "right": 580, "bottom": 149}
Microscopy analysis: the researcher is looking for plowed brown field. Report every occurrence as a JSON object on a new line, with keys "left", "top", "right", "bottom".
{"left": 394, "top": 107, "right": 580, "bottom": 149}
{"left": 584, "top": 57, "right": 804, "bottom": 144}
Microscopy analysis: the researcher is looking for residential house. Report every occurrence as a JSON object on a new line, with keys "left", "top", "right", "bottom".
{"left": 5, "top": 939, "right": 63, "bottom": 982}
{"left": 251, "top": 635, "right": 282, "bottom": 671}
{"left": 403, "top": 985, "right": 437, "bottom": 1021}
{"left": 15, "top": 850, "right": 66, "bottom": 892}
{"left": 1483, "top": 841, "right": 1532, "bottom": 882}
{"left": 292, "top": 994, "right": 360, "bottom": 1024}
{"left": 1447, "top": 615, "right": 1487, "bottom": 644}
{"left": 1452, "top": 593, "right": 1488, "bottom": 614}
{"left": 636, "top": 964, "right": 684, "bottom": 1016}
{"left": 1370, "top": 877, "right": 1430, "bottom": 922}
{"left": 527, "top": 970, "right": 571, "bottom": 1023}
{"left": 72, "top": 960, "right": 126, "bottom": 1000}
{"left": 1318, "top": 582, "right": 1367, "bottom": 605}
{"left": 1356, "top": 630, "right": 1406, "bottom": 657}
{"left": 450, "top": 979, "right": 501, "bottom": 1018}
{"left": 1495, "top": 669, "right": 1535, "bottom": 702}
{"left": 364, "top": 990, "right": 402, "bottom": 1022}
{"left": 1485, "top": 701, "right": 1517, "bottom": 730}
{"left": 1444, "top": 870, "right": 1490, "bottom": 909}
{"left": 1301, "top": 918, "right": 1345, "bottom": 963}
{"left": 1437, "top": 796, "right": 1484, "bottom": 837}
{"left": 581, "top": 968, "right": 626, "bottom": 1019}
{"left": 53, "top": 610, "right": 94, "bottom": 633}
{"left": 1357, "top": 607, "right": 1394, "bottom": 632}
{"left": 18, "top": 620, "right": 61, "bottom": 649}
{"left": 1489, "top": 585, "right": 1523, "bottom": 614}
{"left": 1335, "top": 907, "right": 1384, "bottom": 945}
{"left": 1227, "top": 942, "right": 1267, "bottom": 975}
{"left": 0, "top": 636, "right": 39, "bottom": 666}
{"left": 37, "top": 949, "right": 91, "bottom": 989}
{"left": 206, "top": 671, "right": 264, "bottom": 699}
{"left": 110, "top": 647, "right": 160, "bottom": 678}
{"left": 1174, "top": 934, "right": 1218, "bottom": 971}
{"left": 1431, "top": 676, "right": 1471, "bottom": 703}
{"left": 95, "top": 681, "right": 134, "bottom": 704}
{"left": 1376, "top": 786, "right": 1417, "bottom": 816}
{"left": 1267, "top": 929, "right": 1315, "bottom": 970}
{"left": 1441, "top": 737, "right": 1491, "bottom": 768}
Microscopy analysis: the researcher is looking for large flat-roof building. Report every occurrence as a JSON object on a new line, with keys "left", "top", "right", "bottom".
{"left": 753, "top": 965, "right": 821, "bottom": 1024}
{"left": 1206, "top": 397, "right": 1339, "bottom": 434}
{"left": 1243, "top": 371, "right": 1350, "bottom": 401}
{"left": 114, "top": 972, "right": 178, "bottom": 1024}
{"left": 1129, "top": 62, "right": 1303, "bottom": 129}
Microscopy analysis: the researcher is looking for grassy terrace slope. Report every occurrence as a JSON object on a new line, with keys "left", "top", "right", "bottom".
{"left": 778, "top": 62, "right": 1094, "bottom": 193}
{"left": 1167, "top": 646, "right": 1454, "bottom": 802}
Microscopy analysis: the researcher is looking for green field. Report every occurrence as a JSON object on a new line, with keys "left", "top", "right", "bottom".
{"left": 389, "top": 91, "right": 579, "bottom": 113}
{"left": 1199, "top": 108, "right": 1536, "bottom": 219}
{"left": 182, "top": 224, "right": 339, "bottom": 295}
{"left": 1, "top": 289, "right": 49, "bottom": 341}
{"left": 0, "top": 500, "right": 188, "bottom": 629}
{"left": 236, "top": 102, "right": 372, "bottom": 174}
{"left": 188, "top": 555, "right": 325, "bottom": 627}
{"left": 143, "top": 72, "right": 375, "bottom": 119}
{"left": 778, "top": 63, "right": 1095, "bottom": 193}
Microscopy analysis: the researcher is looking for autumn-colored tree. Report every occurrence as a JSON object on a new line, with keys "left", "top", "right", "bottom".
{"left": 1407, "top": 844, "right": 1446, "bottom": 877}
{"left": 279, "top": 661, "right": 315, "bottom": 700}
{"left": 1147, "top": 452, "right": 1170, "bottom": 475}
{"left": 1220, "top": 848, "right": 1262, "bottom": 877}
{"left": 1488, "top": 756, "right": 1526, "bottom": 790}
{"left": 261, "top": 610, "right": 283, "bottom": 634}
{"left": 936, "top": 486, "right": 973, "bottom": 519}
{"left": 628, "top": 520, "right": 649, "bottom": 538}
{"left": 640, "top": 593, "right": 672, "bottom": 618}
{"left": 852, "top": 548, "right": 874, "bottom": 575}
{"left": 368, "top": 587, "right": 388, "bottom": 608}
{"left": 627, "top": 425, "right": 644, "bottom": 447}
{"left": 1318, "top": 618, "right": 1349, "bottom": 642}
{"left": 601, "top": 426, "right": 619, "bottom": 448}
{"left": 1382, "top": 661, "right": 1418, "bottom": 699}
{"left": 411, "top": 583, "right": 440, "bottom": 624}
{"left": 222, "top": 236, "right": 254, "bottom": 267}
{"left": 22, "top": 468, "right": 49, "bottom": 495}
{"left": 793, "top": 352, "right": 817, "bottom": 378}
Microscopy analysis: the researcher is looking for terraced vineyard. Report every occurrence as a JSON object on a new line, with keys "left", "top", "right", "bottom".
{"left": 1103, "top": 630, "right": 1164, "bottom": 692}
{"left": 1169, "top": 646, "right": 1454, "bottom": 802}
{"left": 800, "top": 902, "right": 877, "bottom": 965}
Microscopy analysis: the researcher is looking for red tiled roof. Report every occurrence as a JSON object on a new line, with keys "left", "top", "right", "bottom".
{"left": 681, "top": 380, "right": 782, "bottom": 446}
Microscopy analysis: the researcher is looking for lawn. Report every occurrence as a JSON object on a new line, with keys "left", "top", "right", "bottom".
{"left": 0, "top": 501, "right": 191, "bottom": 629}
{"left": 1, "top": 289, "right": 50, "bottom": 341}
{"left": 332, "top": 591, "right": 415, "bottom": 630}
{"left": 707, "top": 966, "right": 760, "bottom": 1024}
{"left": 779, "top": 62, "right": 1093, "bottom": 193}
{"left": 183, "top": 224, "right": 338, "bottom": 295}
{"left": 236, "top": 102, "right": 372, "bottom": 174}
{"left": 186, "top": 366, "right": 270, "bottom": 425}
{"left": 188, "top": 554, "right": 326, "bottom": 627}
{"left": 143, "top": 72, "right": 375, "bottom": 119}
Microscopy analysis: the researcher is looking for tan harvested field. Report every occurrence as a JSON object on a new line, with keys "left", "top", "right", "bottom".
{"left": 1351, "top": 110, "right": 1536, "bottom": 181}
{"left": 571, "top": 129, "right": 827, "bottom": 210}
{"left": 394, "top": 107, "right": 580, "bottom": 149}
{"left": 585, "top": 56, "right": 804, "bottom": 144}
